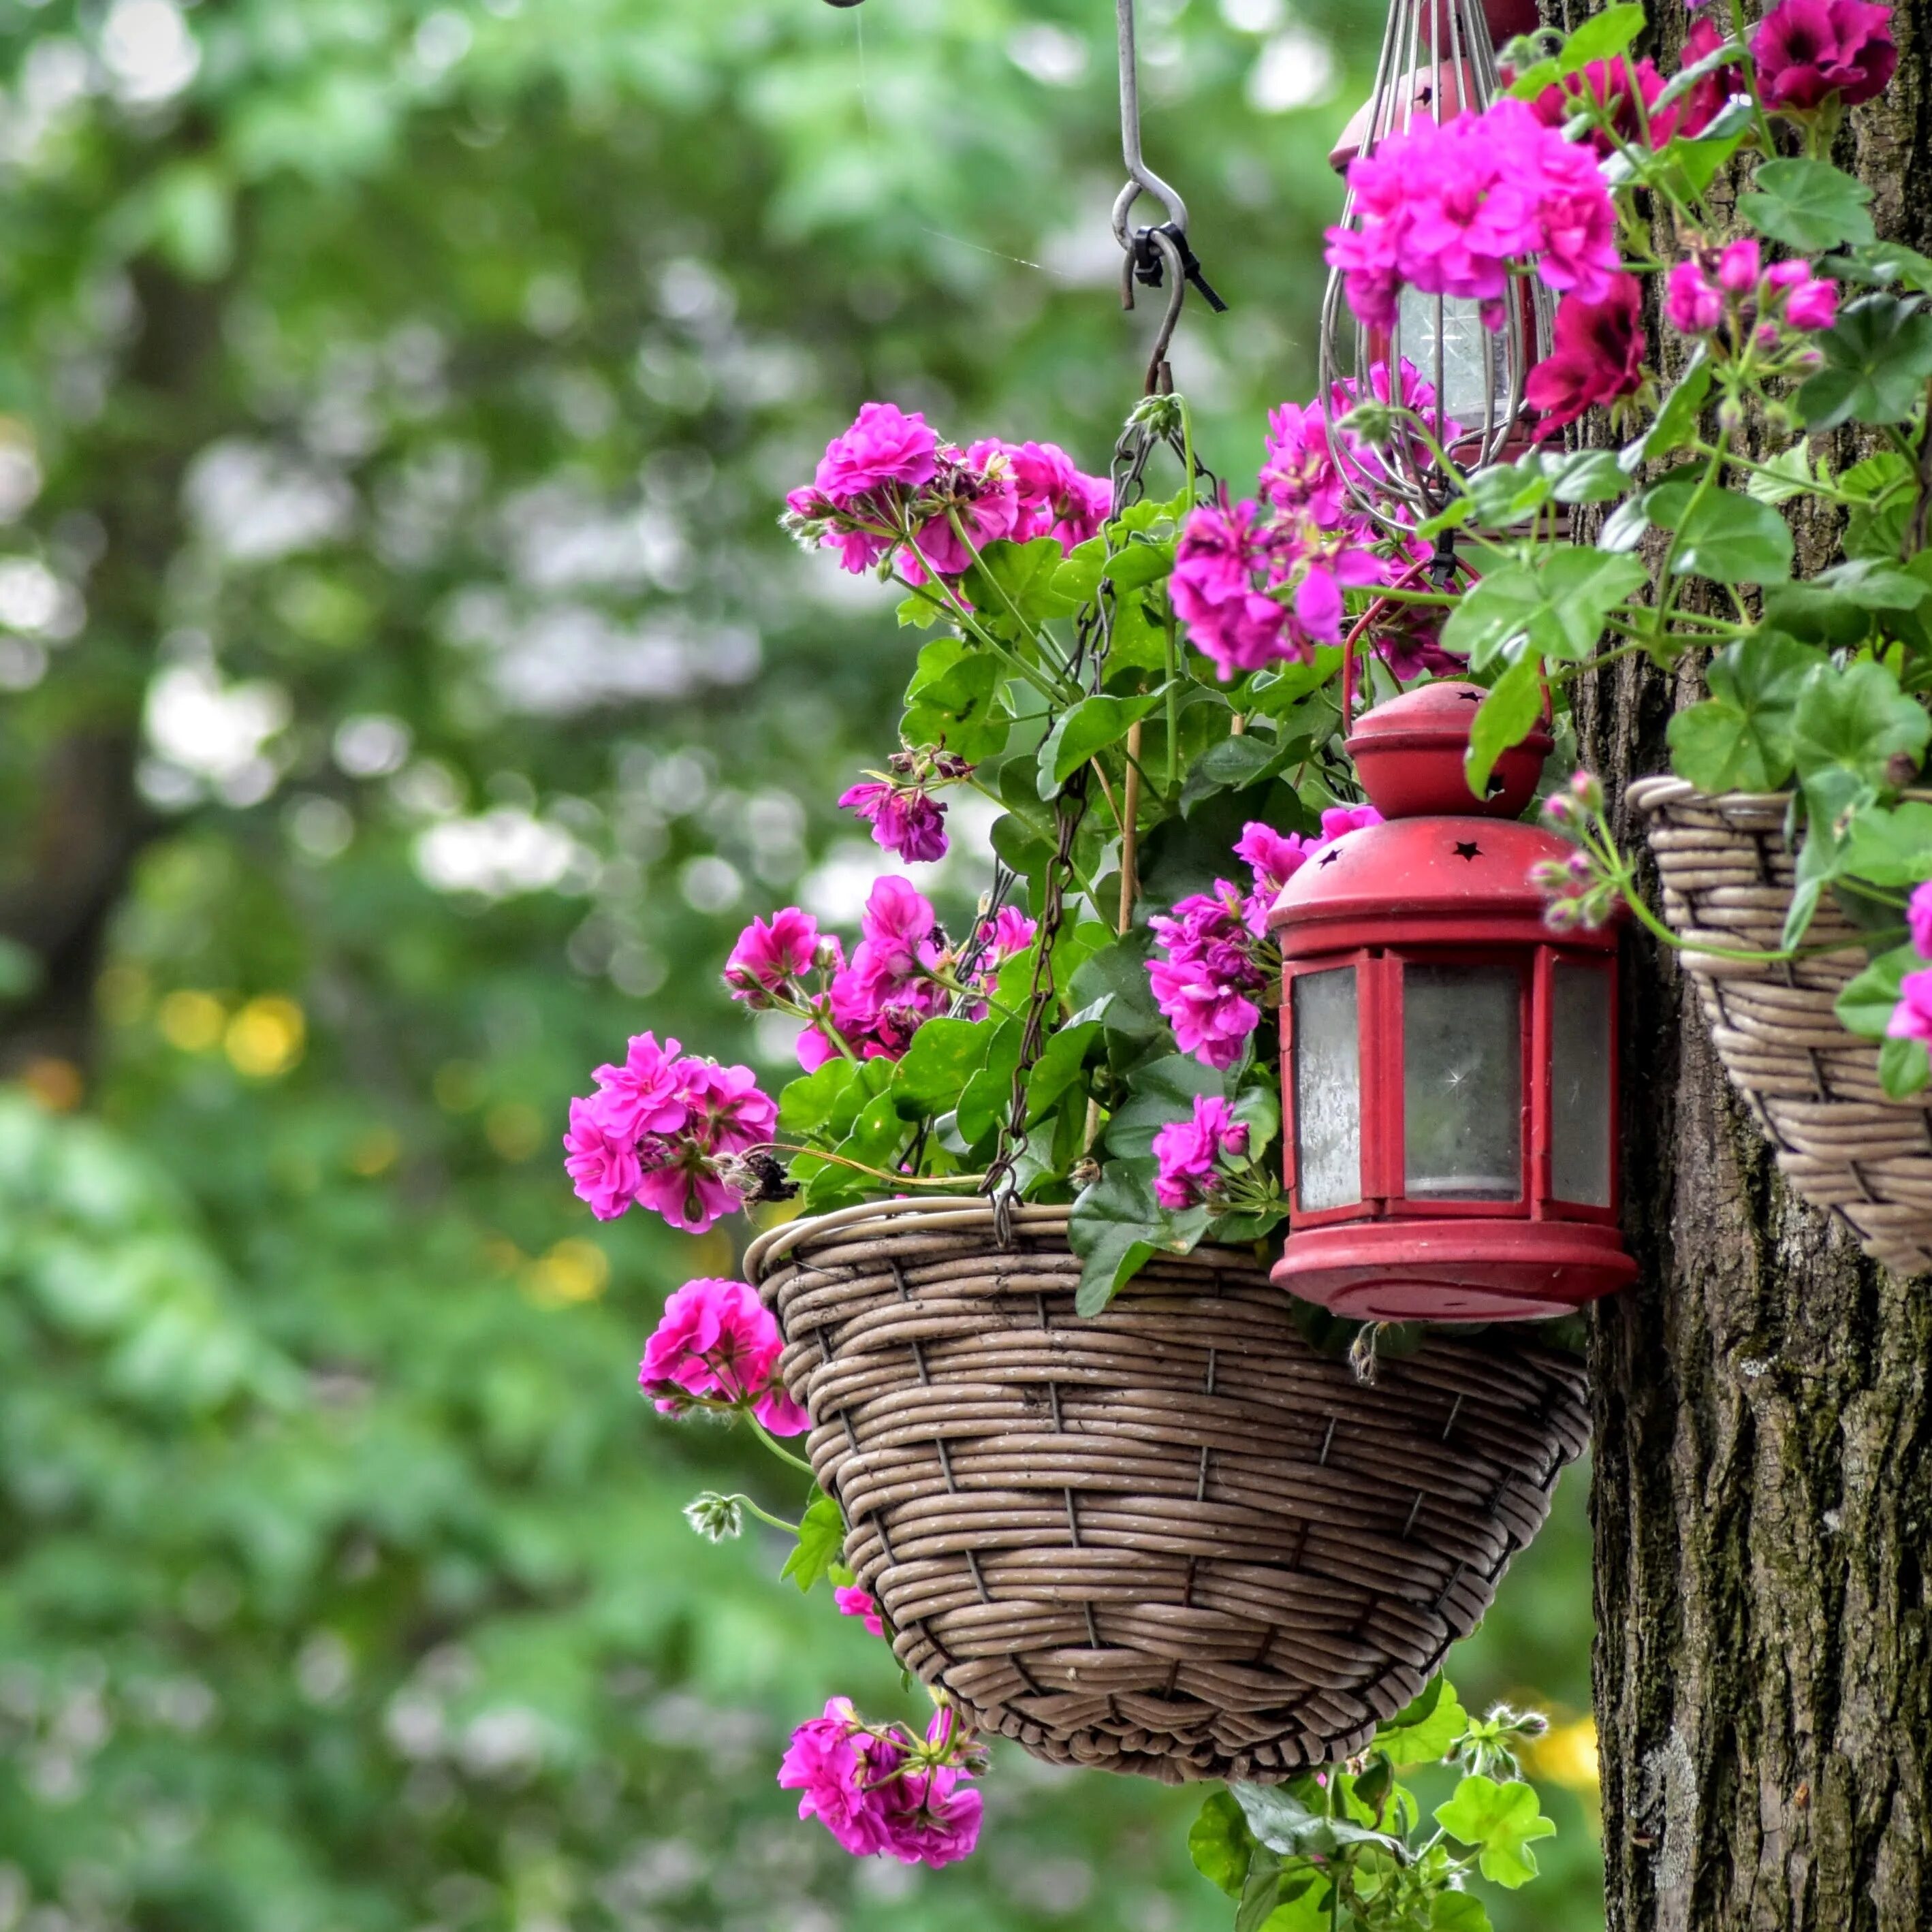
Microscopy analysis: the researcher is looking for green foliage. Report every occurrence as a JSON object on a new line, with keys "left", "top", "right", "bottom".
{"left": 1666, "top": 633, "right": 1825, "bottom": 791}
{"left": 1797, "top": 294, "right": 1932, "bottom": 427}
{"left": 1739, "top": 158, "right": 1876, "bottom": 253}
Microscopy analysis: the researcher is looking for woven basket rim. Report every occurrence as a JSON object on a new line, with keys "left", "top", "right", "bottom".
{"left": 744, "top": 1197, "right": 1081, "bottom": 1282}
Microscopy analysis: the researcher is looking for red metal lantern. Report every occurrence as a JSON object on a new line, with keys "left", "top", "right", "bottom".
{"left": 1268, "top": 681, "right": 1636, "bottom": 1322}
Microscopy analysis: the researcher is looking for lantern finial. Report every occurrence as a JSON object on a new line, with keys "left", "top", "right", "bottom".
{"left": 1346, "top": 679, "right": 1550, "bottom": 821}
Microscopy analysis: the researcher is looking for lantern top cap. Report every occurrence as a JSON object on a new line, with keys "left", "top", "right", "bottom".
{"left": 1346, "top": 678, "right": 1552, "bottom": 821}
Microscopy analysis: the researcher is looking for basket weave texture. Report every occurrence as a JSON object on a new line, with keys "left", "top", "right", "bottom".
{"left": 744, "top": 1198, "right": 1589, "bottom": 1786}
{"left": 1630, "top": 776, "right": 1932, "bottom": 1276}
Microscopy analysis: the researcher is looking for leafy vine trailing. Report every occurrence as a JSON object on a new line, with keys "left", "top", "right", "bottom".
{"left": 556, "top": 0, "right": 1932, "bottom": 1916}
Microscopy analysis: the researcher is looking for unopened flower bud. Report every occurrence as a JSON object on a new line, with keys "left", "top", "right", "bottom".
{"left": 1886, "top": 751, "right": 1922, "bottom": 790}
{"left": 1566, "top": 851, "right": 1595, "bottom": 884}
{"left": 813, "top": 935, "right": 844, "bottom": 972}
{"left": 1528, "top": 859, "right": 1573, "bottom": 893}
{"left": 1544, "top": 900, "right": 1581, "bottom": 932}
{"left": 1717, "top": 394, "right": 1745, "bottom": 436}
{"left": 1542, "top": 794, "right": 1576, "bottom": 827}
{"left": 1568, "top": 770, "right": 1604, "bottom": 814}
{"left": 684, "top": 1492, "right": 746, "bottom": 1542}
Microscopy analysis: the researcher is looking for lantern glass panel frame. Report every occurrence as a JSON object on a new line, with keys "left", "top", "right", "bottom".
{"left": 1281, "top": 944, "right": 1619, "bottom": 1229}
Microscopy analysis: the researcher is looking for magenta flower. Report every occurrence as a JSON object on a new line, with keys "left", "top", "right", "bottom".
{"left": 834, "top": 1585, "right": 885, "bottom": 1637}
{"left": 814, "top": 402, "right": 941, "bottom": 505}
{"left": 1753, "top": 0, "right": 1896, "bottom": 110}
{"left": 778, "top": 1700, "right": 984, "bottom": 1868}
{"left": 977, "top": 906, "right": 1037, "bottom": 967}
{"left": 1325, "top": 98, "right": 1621, "bottom": 332}
{"left": 1170, "top": 498, "right": 1297, "bottom": 680}
{"left": 840, "top": 780, "right": 950, "bottom": 864}
{"left": 1147, "top": 883, "right": 1267, "bottom": 1069}
{"left": 1152, "top": 1094, "right": 1252, "bottom": 1211}
{"left": 590, "top": 1030, "right": 691, "bottom": 1140}
{"left": 682, "top": 1059, "right": 779, "bottom": 1158}
{"left": 1319, "top": 804, "right": 1384, "bottom": 841}
{"left": 1770, "top": 262, "right": 1839, "bottom": 331}
{"left": 563, "top": 1096, "right": 644, "bottom": 1221}
{"left": 725, "top": 908, "right": 831, "bottom": 1007}
{"left": 1910, "top": 881, "right": 1932, "bottom": 957}
{"left": 795, "top": 876, "right": 949, "bottom": 1069}
{"left": 639, "top": 1276, "right": 808, "bottom": 1434}
{"left": 1001, "top": 439, "right": 1113, "bottom": 550}
{"left": 1888, "top": 966, "right": 1932, "bottom": 1046}
{"left": 1532, "top": 55, "right": 1677, "bottom": 157}
{"left": 1666, "top": 260, "right": 1726, "bottom": 335}
{"left": 904, "top": 447, "right": 1023, "bottom": 582}
{"left": 1529, "top": 274, "right": 1647, "bottom": 439}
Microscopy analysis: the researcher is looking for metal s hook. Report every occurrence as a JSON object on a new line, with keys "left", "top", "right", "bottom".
{"left": 1111, "top": 0, "right": 1189, "bottom": 248}
{"left": 1125, "top": 226, "right": 1187, "bottom": 396}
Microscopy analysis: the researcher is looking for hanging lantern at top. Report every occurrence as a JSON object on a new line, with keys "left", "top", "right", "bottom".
{"left": 1317, "top": 0, "right": 1555, "bottom": 528}
{"left": 1267, "top": 679, "right": 1636, "bottom": 1323}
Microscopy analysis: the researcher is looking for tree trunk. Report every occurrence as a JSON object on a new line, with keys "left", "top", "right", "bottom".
{"left": 1566, "top": 5, "right": 1932, "bottom": 1929}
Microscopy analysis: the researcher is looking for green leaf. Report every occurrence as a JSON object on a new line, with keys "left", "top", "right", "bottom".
{"left": 1839, "top": 452, "right": 1920, "bottom": 560}
{"left": 1666, "top": 633, "right": 1825, "bottom": 792}
{"left": 1796, "top": 294, "right": 1932, "bottom": 429}
{"left": 1104, "top": 1054, "right": 1229, "bottom": 1161}
{"left": 1881, "top": 1034, "right": 1932, "bottom": 1098}
{"left": 1547, "top": 447, "right": 1631, "bottom": 505}
{"left": 778, "top": 1058, "right": 861, "bottom": 1138}
{"left": 1431, "top": 1893, "right": 1495, "bottom": 1932}
{"left": 1434, "top": 1777, "right": 1557, "bottom": 1888}
{"left": 1791, "top": 659, "right": 1931, "bottom": 795}
{"left": 1442, "top": 550, "right": 1647, "bottom": 670}
{"left": 1466, "top": 657, "right": 1547, "bottom": 799}
{"left": 1189, "top": 1790, "right": 1258, "bottom": 1899}
{"left": 1674, "top": 121, "right": 1746, "bottom": 197}
{"left": 1634, "top": 351, "right": 1711, "bottom": 462}
{"left": 1069, "top": 930, "right": 1165, "bottom": 1040}
{"left": 891, "top": 1018, "right": 995, "bottom": 1113}
{"left": 955, "top": 1018, "right": 1024, "bottom": 1147}
{"left": 1745, "top": 443, "right": 1824, "bottom": 507}
{"left": 1741, "top": 158, "right": 1876, "bottom": 253}
{"left": 780, "top": 1493, "right": 845, "bottom": 1593}
{"left": 1375, "top": 1674, "right": 1470, "bottom": 1767}
{"left": 1465, "top": 457, "right": 1552, "bottom": 530}
{"left": 1836, "top": 943, "right": 1918, "bottom": 1039}
{"left": 1068, "top": 1161, "right": 1207, "bottom": 1314}
{"left": 1842, "top": 801, "right": 1932, "bottom": 885}
{"left": 1557, "top": 3, "right": 1646, "bottom": 69}
{"left": 1232, "top": 1779, "right": 1406, "bottom": 1861}
{"left": 1036, "top": 689, "right": 1169, "bottom": 799}
{"left": 1024, "top": 1002, "right": 1111, "bottom": 1123}
{"left": 1762, "top": 560, "right": 1927, "bottom": 646}
{"left": 901, "top": 637, "right": 1014, "bottom": 759}
{"left": 1179, "top": 731, "right": 1295, "bottom": 814}
{"left": 1647, "top": 476, "right": 1793, "bottom": 584}
{"left": 961, "top": 535, "right": 1079, "bottom": 626}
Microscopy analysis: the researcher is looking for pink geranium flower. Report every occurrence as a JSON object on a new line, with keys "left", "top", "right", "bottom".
{"left": 778, "top": 1701, "right": 984, "bottom": 1868}
{"left": 563, "top": 1096, "right": 644, "bottom": 1221}
{"left": 1001, "top": 439, "right": 1112, "bottom": 550}
{"left": 590, "top": 1030, "right": 691, "bottom": 1140}
{"left": 834, "top": 1585, "right": 885, "bottom": 1637}
{"left": 1887, "top": 966, "right": 1932, "bottom": 1045}
{"left": 1152, "top": 1094, "right": 1251, "bottom": 1211}
{"left": 1665, "top": 260, "right": 1726, "bottom": 336}
{"left": 839, "top": 780, "right": 950, "bottom": 863}
{"left": 1532, "top": 55, "right": 1677, "bottom": 157}
{"left": 814, "top": 402, "right": 940, "bottom": 505}
{"left": 1147, "top": 882, "right": 1267, "bottom": 1068}
{"left": 639, "top": 1276, "right": 807, "bottom": 1434}
{"left": 1908, "top": 881, "right": 1932, "bottom": 957}
{"left": 725, "top": 908, "right": 831, "bottom": 1007}
{"left": 1753, "top": 0, "right": 1896, "bottom": 110}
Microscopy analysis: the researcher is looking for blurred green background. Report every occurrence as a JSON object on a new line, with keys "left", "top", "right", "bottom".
{"left": 0, "top": 0, "right": 1602, "bottom": 1925}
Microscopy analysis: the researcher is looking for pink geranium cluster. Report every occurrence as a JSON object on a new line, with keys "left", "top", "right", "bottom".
{"left": 834, "top": 1584, "right": 885, "bottom": 1636}
{"left": 1885, "top": 882, "right": 1932, "bottom": 1047}
{"left": 1665, "top": 240, "right": 1838, "bottom": 344}
{"left": 782, "top": 402, "right": 1109, "bottom": 584}
{"left": 779, "top": 1699, "right": 985, "bottom": 1868}
{"left": 1527, "top": 274, "right": 1647, "bottom": 440}
{"left": 1148, "top": 812, "right": 1382, "bottom": 1067}
{"left": 1753, "top": 0, "right": 1895, "bottom": 110}
{"left": 1152, "top": 1094, "right": 1251, "bottom": 1211}
{"left": 639, "top": 1276, "right": 808, "bottom": 1434}
{"left": 563, "top": 1033, "right": 778, "bottom": 1234}
{"left": 839, "top": 749, "right": 974, "bottom": 864}
{"left": 1325, "top": 96, "right": 1622, "bottom": 334}
{"left": 726, "top": 878, "right": 1035, "bottom": 1072}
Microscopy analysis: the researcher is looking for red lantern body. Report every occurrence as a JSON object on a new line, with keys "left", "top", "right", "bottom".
{"left": 1268, "top": 683, "right": 1636, "bottom": 1322}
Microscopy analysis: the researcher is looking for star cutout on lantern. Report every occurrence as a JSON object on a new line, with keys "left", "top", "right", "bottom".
{"left": 1457, "top": 688, "right": 1483, "bottom": 703}
{"left": 1318, "top": 849, "right": 1342, "bottom": 867}
{"left": 1453, "top": 840, "right": 1481, "bottom": 861}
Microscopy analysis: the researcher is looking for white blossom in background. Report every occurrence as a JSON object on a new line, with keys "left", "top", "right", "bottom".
{"left": 142, "top": 662, "right": 291, "bottom": 807}
{"left": 413, "top": 809, "right": 596, "bottom": 898}
{"left": 0, "top": 558, "right": 80, "bottom": 638}
{"left": 99, "top": 0, "right": 200, "bottom": 106}
{"left": 1007, "top": 22, "right": 1089, "bottom": 85}
{"left": 1248, "top": 27, "right": 1337, "bottom": 111}
{"left": 332, "top": 714, "right": 413, "bottom": 779}
{"left": 0, "top": 430, "right": 43, "bottom": 522}
{"left": 185, "top": 440, "right": 354, "bottom": 565}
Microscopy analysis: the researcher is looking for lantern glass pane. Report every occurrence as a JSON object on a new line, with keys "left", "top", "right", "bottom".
{"left": 1403, "top": 964, "right": 1521, "bottom": 1201}
{"left": 1395, "top": 285, "right": 1502, "bottom": 426}
{"left": 1292, "top": 966, "right": 1361, "bottom": 1211}
{"left": 1551, "top": 959, "right": 1614, "bottom": 1207}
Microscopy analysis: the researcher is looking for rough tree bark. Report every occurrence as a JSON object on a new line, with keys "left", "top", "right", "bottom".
{"left": 1550, "top": 3, "right": 1932, "bottom": 1928}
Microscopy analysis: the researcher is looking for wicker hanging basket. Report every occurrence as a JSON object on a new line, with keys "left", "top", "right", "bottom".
{"left": 1630, "top": 777, "right": 1932, "bottom": 1275}
{"left": 744, "top": 1197, "right": 1589, "bottom": 1785}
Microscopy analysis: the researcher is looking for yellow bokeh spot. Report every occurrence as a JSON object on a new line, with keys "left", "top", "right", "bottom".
{"left": 485, "top": 1101, "right": 543, "bottom": 1162}
{"left": 347, "top": 1126, "right": 401, "bottom": 1177}
{"left": 225, "top": 996, "right": 306, "bottom": 1079}
{"left": 159, "top": 989, "right": 227, "bottom": 1052}
{"left": 1526, "top": 1717, "right": 1600, "bottom": 1794}
{"left": 432, "top": 1060, "right": 482, "bottom": 1113}
{"left": 20, "top": 1058, "right": 83, "bottom": 1113}
{"left": 687, "top": 1228, "right": 737, "bottom": 1278}
{"left": 97, "top": 963, "right": 151, "bottom": 1027}
{"left": 526, "top": 1239, "right": 610, "bottom": 1308}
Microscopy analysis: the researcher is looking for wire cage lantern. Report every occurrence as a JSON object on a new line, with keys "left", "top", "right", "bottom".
{"left": 1318, "top": 0, "right": 1555, "bottom": 528}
